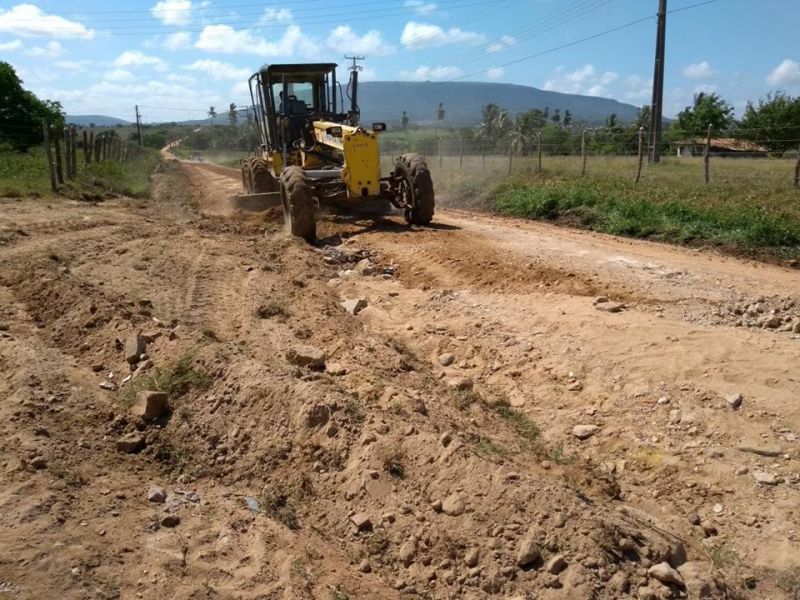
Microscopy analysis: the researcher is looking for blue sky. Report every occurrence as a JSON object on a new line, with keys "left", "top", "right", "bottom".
{"left": 1, "top": 0, "right": 799, "bottom": 122}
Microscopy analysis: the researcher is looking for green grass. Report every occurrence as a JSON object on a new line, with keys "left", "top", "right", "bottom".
{"left": 495, "top": 404, "right": 540, "bottom": 443}
{"left": 120, "top": 350, "right": 212, "bottom": 405}
{"left": 0, "top": 146, "right": 161, "bottom": 199}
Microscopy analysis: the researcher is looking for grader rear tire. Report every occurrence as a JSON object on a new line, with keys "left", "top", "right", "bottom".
{"left": 251, "top": 158, "right": 278, "bottom": 193}
{"left": 395, "top": 153, "right": 435, "bottom": 225}
{"left": 280, "top": 166, "right": 316, "bottom": 243}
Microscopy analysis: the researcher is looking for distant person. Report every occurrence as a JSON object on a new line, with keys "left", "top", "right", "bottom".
{"left": 401, "top": 110, "right": 409, "bottom": 129}
{"left": 435, "top": 102, "right": 445, "bottom": 122}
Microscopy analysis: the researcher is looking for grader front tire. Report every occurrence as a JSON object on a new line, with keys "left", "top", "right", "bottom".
{"left": 280, "top": 166, "right": 316, "bottom": 243}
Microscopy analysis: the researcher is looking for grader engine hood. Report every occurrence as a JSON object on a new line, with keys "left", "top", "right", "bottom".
{"left": 313, "top": 122, "right": 381, "bottom": 199}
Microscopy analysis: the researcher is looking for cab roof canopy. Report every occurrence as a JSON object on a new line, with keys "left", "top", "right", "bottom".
{"left": 259, "top": 63, "right": 338, "bottom": 78}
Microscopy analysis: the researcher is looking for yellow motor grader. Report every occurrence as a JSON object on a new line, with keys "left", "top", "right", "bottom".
{"left": 239, "top": 63, "right": 435, "bottom": 242}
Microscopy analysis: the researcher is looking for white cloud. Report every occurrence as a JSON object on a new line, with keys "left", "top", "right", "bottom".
{"left": 0, "top": 39, "right": 22, "bottom": 51}
{"left": 114, "top": 50, "right": 168, "bottom": 71}
{"left": 623, "top": 75, "right": 652, "bottom": 103}
{"left": 682, "top": 61, "right": 715, "bottom": 80}
{"left": 54, "top": 60, "right": 91, "bottom": 72}
{"left": 399, "top": 65, "right": 461, "bottom": 80}
{"left": 195, "top": 24, "right": 319, "bottom": 58}
{"left": 326, "top": 26, "right": 394, "bottom": 56}
{"left": 400, "top": 21, "right": 485, "bottom": 49}
{"left": 404, "top": 0, "right": 437, "bottom": 15}
{"left": 104, "top": 69, "right": 135, "bottom": 82}
{"left": 183, "top": 59, "right": 250, "bottom": 81}
{"left": 232, "top": 80, "right": 250, "bottom": 97}
{"left": 543, "top": 64, "right": 618, "bottom": 97}
{"left": 487, "top": 35, "right": 516, "bottom": 54}
{"left": 26, "top": 40, "right": 64, "bottom": 58}
{"left": 693, "top": 84, "right": 717, "bottom": 95}
{"left": 261, "top": 8, "right": 292, "bottom": 23}
{"left": 486, "top": 67, "right": 504, "bottom": 80}
{"left": 163, "top": 31, "right": 192, "bottom": 50}
{"left": 359, "top": 66, "right": 378, "bottom": 82}
{"left": 766, "top": 59, "right": 800, "bottom": 86}
{"left": 151, "top": 0, "right": 193, "bottom": 26}
{"left": 0, "top": 4, "right": 94, "bottom": 39}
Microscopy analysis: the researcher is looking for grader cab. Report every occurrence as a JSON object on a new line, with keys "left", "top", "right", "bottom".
{"left": 240, "top": 63, "right": 434, "bottom": 242}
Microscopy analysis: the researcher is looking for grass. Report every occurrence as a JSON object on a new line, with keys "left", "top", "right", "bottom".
{"left": 260, "top": 475, "right": 315, "bottom": 530}
{"left": 378, "top": 444, "right": 407, "bottom": 479}
{"left": 495, "top": 403, "right": 540, "bottom": 443}
{"left": 0, "top": 146, "right": 161, "bottom": 199}
{"left": 708, "top": 543, "right": 738, "bottom": 570}
{"left": 153, "top": 442, "right": 191, "bottom": 474}
{"left": 475, "top": 438, "right": 509, "bottom": 458}
{"left": 428, "top": 154, "right": 800, "bottom": 262}
{"left": 121, "top": 350, "right": 212, "bottom": 405}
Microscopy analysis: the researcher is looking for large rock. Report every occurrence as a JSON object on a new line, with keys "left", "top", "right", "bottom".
{"left": 286, "top": 345, "right": 326, "bottom": 369}
{"left": 737, "top": 443, "right": 782, "bottom": 457}
{"left": 516, "top": 536, "right": 541, "bottom": 568}
{"left": 648, "top": 562, "right": 684, "bottom": 586}
{"left": 677, "top": 561, "right": 724, "bottom": 599}
{"left": 116, "top": 432, "right": 145, "bottom": 453}
{"left": 572, "top": 424, "right": 600, "bottom": 440}
{"left": 131, "top": 390, "right": 168, "bottom": 421}
{"left": 148, "top": 486, "right": 167, "bottom": 503}
{"left": 752, "top": 470, "right": 779, "bottom": 485}
{"left": 299, "top": 403, "right": 330, "bottom": 429}
{"left": 341, "top": 298, "right": 368, "bottom": 316}
{"left": 125, "top": 333, "right": 146, "bottom": 364}
{"left": 398, "top": 538, "right": 417, "bottom": 566}
{"left": 441, "top": 494, "right": 465, "bottom": 516}
{"left": 350, "top": 512, "right": 372, "bottom": 531}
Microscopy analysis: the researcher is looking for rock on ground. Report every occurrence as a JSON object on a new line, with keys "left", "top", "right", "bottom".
{"left": 341, "top": 298, "right": 368, "bottom": 316}
{"left": 516, "top": 535, "right": 541, "bottom": 567}
{"left": 648, "top": 562, "right": 684, "bottom": 586}
{"left": 125, "top": 333, "right": 146, "bottom": 364}
{"left": 572, "top": 424, "right": 600, "bottom": 440}
{"left": 131, "top": 390, "right": 169, "bottom": 421}
{"left": 286, "top": 345, "right": 326, "bottom": 369}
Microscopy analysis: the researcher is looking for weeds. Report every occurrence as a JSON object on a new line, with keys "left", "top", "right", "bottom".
{"left": 550, "top": 442, "right": 574, "bottom": 465}
{"left": 454, "top": 389, "right": 483, "bottom": 410}
{"left": 329, "top": 587, "right": 352, "bottom": 600}
{"left": 378, "top": 444, "right": 406, "bottom": 479}
{"left": 120, "top": 350, "right": 211, "bottom": 405}
{"left": 153, "top": 442, "right": 190, "bottom": 474}
{"left": 52, "top": 468, "right": 87, "bottom": 487}
{"left": 256, "top": 302, "right": 287, "bottom": 319}
{"left": 475, "top": 438, "right": 509, "bottom": 458}
{"left": 708, "top": 543, "right": 737, "bottom": 569}
{"left": 200, "top": 327, "right": 220, "bottom": 342}
{"left": 344, "top": 398, "right": 366, "bottom": 423}
{"left": 260, "top": 475, "right": 315, "bottom": 531}
{"left": 495, "top": 404, "right": 540, "bottom": 443}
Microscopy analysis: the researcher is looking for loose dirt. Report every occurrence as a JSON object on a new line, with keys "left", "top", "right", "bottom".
{"left": 0, "top": 158, "right": 798, "bottom": 599}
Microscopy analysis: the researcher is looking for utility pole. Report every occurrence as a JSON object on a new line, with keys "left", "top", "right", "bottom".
{"left": 344, "top": 55, "right": 365, "bottom": 73}
{"left": 344, "top": 56, "right": 365, "bottom": 122}
{"left": 135, "top": 104, "right": 143, "bottom": 147}
{"left": 648, "top": 0, "right": 667, "bottom": 163}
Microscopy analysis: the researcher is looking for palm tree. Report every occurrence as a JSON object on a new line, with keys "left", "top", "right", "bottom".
{"left": 207, "top": 106, "right": 217, "bottom": 127}
{"left": 228, "top": 103, "right": 237, "bottom": 127}
{"left": 476, "top": 103, "right": 510, "bottom": 150}
{"left": 632, "top": 106, "right": 651, "bottom": 131}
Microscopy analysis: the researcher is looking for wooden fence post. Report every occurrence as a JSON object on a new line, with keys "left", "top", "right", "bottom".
{"left": 42, "top": 123, "right": 58, "bottom": 192}
{"left": 537, "top": 133, "right": 542, "bottom": 174}
{"left": 82, "top": 130, "right": 89, "bottom": 165}
{"left": 508, "top": 143, "right": 513, "bottom": 175}
{"left": 70, "top": 127, "right": 77, "bottom": 177}
{"left": 481, "top": 143, "right": 486, "bottom": 173}
{"left": 52, "top": 125, "right": 64, "bottom": 184}
{"left": 704, "top": 124, "right": 712, "bottom": 185}
{"left": 93, "top": 133, "right": 101, "bottom": 163}
{"left": 635, "top": 127, "right": 645, "bottom": 184}
{"left": 438, "top": 136, "right": 443, "bottom": 169}
{"left": 794, "top": 143, "right": 800, "bottom": 190}
{"left": 63, "top": 126, "right": 72, "bottom": 180}
{"left": 459, "top": 137, "right": 464, "bottom": 171}
{"left": 581, "top": 129, "right": 587, "bottom": 177}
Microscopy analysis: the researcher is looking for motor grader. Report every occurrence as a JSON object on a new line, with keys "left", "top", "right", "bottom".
{"left": 240, "top": 63, "right": 435, "bottom": 242}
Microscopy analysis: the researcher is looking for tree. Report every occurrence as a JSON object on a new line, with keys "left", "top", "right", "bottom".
{"left": 207, "top": 106, "right": 217, "bottom": 126}
{"left": 228, "top": 103, "right": 237, "bottom": 127}
{"left": 738, "top": 92, "right": 800, "bottom": 155}
{"left": 510, "top": 109, "right": 548, "bottom": 153}
{"left": 632, "top": 106, "right": 651, "bottom": 131}
{"left": 401, "top": 110, "right": 409, "bottom": 129}
{"left": 551, "top": 108, "right": 561, "bottom": 125}
{"left": 674, "top": 92, "right": 734, "bottom": 137}
{"left": 562, "top": 110, "right": 572, "bottom": 129}
{"left": 475, "top": 103, "right": 510, "bottom": 150}
{"left": 435, "top": 102, "right": 445, "bottom": 121}
{"left": 0, "top": 61, "right": 64, "bottom": 151}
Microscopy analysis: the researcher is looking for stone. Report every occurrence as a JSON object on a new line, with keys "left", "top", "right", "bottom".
{"left": 132, "top": 391, "right": 168, "bottom": 421}
{"left": 437, "top": 353, "right": 455, "bottom": 367}
{"left": 124, "top": 333, "right": 145, "bottom": 365}
{"left": 148, "top": 486, "right": 167, "bottom": 503}
{"left": 91, "top": 364, "right": 104, "bottom": 372}
{"left": 735, "top": 465, "right": 749, "bottom": 476}
{"left": 399, "top": 538, "right": 417, "bottom": 566}
{"left": 609, "top": 571, "right": 629, "bottom": 593}
{"left": 752, "top": 470, "right": 778, "bottom": 485}
{"left": 440, "top": 432, "right": 452, "bottom": 447}
{"left": 515, "top": 536, "right": 541, "bottom": 568}
{"left": 572, "top": 424, "right": 600, "bottom": 440}
{"left": 358, "top": 559, "right": 372, "bottom": 573}
{"left": 116, "top": 432, "right": 144, "bottom": 453}
{"left": 725, "top": 393, "right": 743, "bottom": 409}
{"left": 99, "top": 381, "right": 117, "bottom": 391}
{"left": 668, "top": 409, "right": 682, "bottom": 424}
{"left": 446, "top": 377, "right": 473, "bottom": 391}
{"left": 286, "top": 345, "right": 326, "bottom": 369}
{"left": 595, "top": 301, "right": 625, "bottom": 313}
{"left": 737, "top": 443, "right": 782, "bottom": 457}
{"left": 648, "top": 562, "right": 683, "bottom": 586}
{"left": 161, "top": 514, "right": 180, "bottom": 528}
{"left": 545, "top": 553, "right": 567, "bottom": 575}
{"left": 326, "top": 363, "right": 347, "bottom": 376}
{"left": 30, "top": 456, "right": 47, "bottom": 469}
{"left": 350, "top": 513, "right": 372, "bottom": 531}
{"left": 677, "top": 561, "right": 720, "bottom": 599}
{"left": 441, "top": 494, "right": 465, "bottom": 516}
{"left": 464, "top": 547, "right": 480, "bottom": 567}
{"left": 687, "top": 513, "right": 701, "bottom": 526}
{"left": 566, "top": 381, "right": 583, "bottom": 392}
{"left": 341, "top": 298, "right": 368, "bottom": 316}
{"left": 657, "top": 396, "right": 670, "bottom": 405}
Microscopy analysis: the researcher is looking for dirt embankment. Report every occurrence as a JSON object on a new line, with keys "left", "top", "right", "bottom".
{"left": 0, "top": 159, "right": 798, "bottom": 599}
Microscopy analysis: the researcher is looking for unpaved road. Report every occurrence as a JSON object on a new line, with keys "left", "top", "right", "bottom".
{"left": 1, "top": 158, "right": 798, "bottom": 599}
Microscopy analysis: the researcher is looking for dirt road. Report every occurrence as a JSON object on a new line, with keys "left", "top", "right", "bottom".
{"left": 1, "top": 159, "right": 798, "bottom": 599}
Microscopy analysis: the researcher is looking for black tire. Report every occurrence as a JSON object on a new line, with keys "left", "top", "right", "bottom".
{"left": 395, "top": 153, "right": 435, "bottom": 225}
{"left": 280, "top": 166, "right": 316, "bottom": 243}
{"left": 251, "top": 158, "right": 278, "bottom": 193}
{"left": 241, "top": 159, "right": 252, "bottom": 194}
